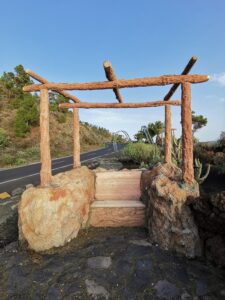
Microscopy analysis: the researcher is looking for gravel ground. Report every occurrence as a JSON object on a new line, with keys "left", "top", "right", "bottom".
{"left": 0, "top": 228, "right": 225, "bottom": 300}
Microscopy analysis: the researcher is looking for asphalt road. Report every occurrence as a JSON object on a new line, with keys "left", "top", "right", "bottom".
{"left": 0, "top": 143, "right": 124, "bottom": 193}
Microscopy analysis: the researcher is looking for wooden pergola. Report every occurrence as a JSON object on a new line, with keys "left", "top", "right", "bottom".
{"left": 23, "top": 56, "right": 209, "bottom": 186}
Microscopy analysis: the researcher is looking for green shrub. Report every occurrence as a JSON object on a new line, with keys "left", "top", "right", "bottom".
{"left": 2, "top": 153, "right": 16, "bottom": 165}
{"left": 0, "top": 128, "right": 9, "bottom": 149}
{"left": 15, "top": 158, "right": 27, "bottom": 166}
{"left": 121, "top": 142, "right": 161, "bottom": 165}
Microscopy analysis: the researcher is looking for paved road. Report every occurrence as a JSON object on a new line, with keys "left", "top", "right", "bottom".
{"left": 0, "top": 143, "right": 124, "bottom": 193}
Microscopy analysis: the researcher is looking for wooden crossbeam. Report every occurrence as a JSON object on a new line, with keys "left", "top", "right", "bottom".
{"left": 103, "top": 61, "right": 122, "bottom": 103}
{"left": 164, "top": 56, "right": 198, "bottom": 101}
{"left": 59, "top": 100, "right": 181, "bottom": 109}
{"left": 23, "top": 74, "right": 209, "bottom": 92}
{"left": 26, "top": 70, "right": 80, "bottom": 103}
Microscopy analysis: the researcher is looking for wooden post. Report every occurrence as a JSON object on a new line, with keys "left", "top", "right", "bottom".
{"left": 40, "top": 89, "right": 52, "bottom": 186}
{"left": 181, "top": 82, "right": 194, "bottom": 184}
{"left": 73, "top": 108, "right": 81, "bottom": 168}
{"left": 164, "top": 104, "right": 172, "bottom": 163}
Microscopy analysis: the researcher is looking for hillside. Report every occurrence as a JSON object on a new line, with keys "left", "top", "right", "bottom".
{"left": 0, "top": 65, "right": 112, "bottom": 167}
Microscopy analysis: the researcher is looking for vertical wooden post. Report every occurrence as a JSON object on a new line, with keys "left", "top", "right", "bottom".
{"left": 40, "top": 89, "right": 52, "bottom": 186}
{"left": 73, "top": 108, "right": 81, "bottom": 168}
{"left": 181, "top": 82, "right": 194, "bottom": 184}
{"left": 164, "top": 104, "right": 172, "bottom": 163}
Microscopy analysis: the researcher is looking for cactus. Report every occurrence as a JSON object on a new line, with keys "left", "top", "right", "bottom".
{"left": 172, "top": 136, "right": 182, "bottom": 166}
{"left": 194, "top": 158, "right": 211, "bottom": 184}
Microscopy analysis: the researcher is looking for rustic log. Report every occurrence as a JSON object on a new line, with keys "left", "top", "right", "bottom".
{"left": 164, "top": 104, "right": 172, "bottom": 163}
{"left": 59, "top": 100, "right": 181, "bottom": 109}
{"left": 73, "top": 108, "right": 81, "bottom": 168}
{"left": 40, "top": 89, "right": 52, "bottom": 186}
{"left": 23, "top": 74, "right": 209, "bottom": 92}
{"left": 26, "top": 69, "right": 80, "bottom": 103}
{"left": 103, "top": 61, "right": 122, "bottom": 103}
{"left": 181, "top": 82, "right": 194, "bottom": 184}
{"left": 164, "top": 56, "right": 198, "bottom": 101}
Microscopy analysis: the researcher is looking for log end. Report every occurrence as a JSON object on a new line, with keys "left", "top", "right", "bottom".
{"left": 191, "top": 56, "right": 198, "bottom": 62}
{"left": 103, "top": 60, "right": 112, "bottom": 68}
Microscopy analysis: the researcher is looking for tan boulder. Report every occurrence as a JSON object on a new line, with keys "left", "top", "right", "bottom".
{"left": 19, "top": 166, "right": 94, "bottom": 251}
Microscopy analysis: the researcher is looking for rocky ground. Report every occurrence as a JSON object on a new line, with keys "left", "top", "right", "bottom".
{"left": 0, "top": 228, "right": 225, "bottom": 300}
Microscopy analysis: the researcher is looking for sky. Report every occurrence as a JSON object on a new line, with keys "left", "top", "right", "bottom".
{"left": 0, "top": 0, "right": 224, "bottom": 141}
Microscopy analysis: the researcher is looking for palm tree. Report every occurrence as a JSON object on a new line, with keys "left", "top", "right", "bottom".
{"left": 147, "top": 121, "right": 164, "bottom": 144}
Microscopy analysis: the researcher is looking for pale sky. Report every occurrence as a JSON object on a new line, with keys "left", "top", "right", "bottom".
{"left": 0, "top": 0, "right": 224, "bottom": 141}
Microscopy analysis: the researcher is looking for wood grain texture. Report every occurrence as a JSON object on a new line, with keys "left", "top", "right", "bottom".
{"left": 95, "top": 171, "right": 141, "bottom": 201}
{"left": 40, "top": 89, "right": 52, "bottom": 186}
{"left": 73, "top": 108, "right": 80, "bottom": 168}
{"left": 26, "top": 69, "right": 80, "bottom": 103}
{"left": 59, "top": 100, "right": 181, "bottom": 109}
{"left": 181, "top": 82, "right": 194, "bottom": 184}
{"left": 89, "top": 206, "right": 145, "bottom": 227}
{"left": 164, "top": 105, "right": 172, "bottom": 163}
{"left": 103, "top": 60, "right": 122, "bottom": 103}
{"left": 23, "top": 74, "right": 209, "bottom": 92}
{"left": 164, "top": 56, "right": 198, "bottom": 101}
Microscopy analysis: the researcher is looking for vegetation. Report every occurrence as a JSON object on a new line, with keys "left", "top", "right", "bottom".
{"left": 192, "top": 111, "right": 207, "bottom": 134}
{"left": 134, "top": 121, "right": 164, "bottom": 144}
{"left": 0, "top": 128, "right": 9, "bottom": 149}
{"left": 120, "top": 142, "right": 162, "bottom": 167}
{"left": 194, "top": 158, "right": 211, "bottom": 184}
{"left": 193, "top": 132, "right": 225, "bottom": 175}
{"left": 0, "top": 65, "right": 112, "bottom": 167}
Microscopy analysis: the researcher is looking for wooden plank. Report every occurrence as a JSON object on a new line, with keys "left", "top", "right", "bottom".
{"left": 40, "top": 89, "right": 52, "bottom": 186}
{"left": 181, "top": 82, "right": 194, "bottom": 184}
{"left": 59, "top": 100, "right": 181, "bottom": 109}
{"left": 103, "top": 60, "right": 122, "bottom": 102}
{"left": 89, "top": 205, "right": 145, "bottom": 227}
{"left": 73, "top": 108, "right": 81, "bottom": 168}
{"left": 164, "top": 56, "right": 198, "bottom": 101}
{"left": 95, "top": 171, "right": 141, "bottom": 201}
{"left": 23, "top": 74, "right": 209, "bottom": 92}
{"left": 26, "top": 69, "right": 80, "bottom": 103}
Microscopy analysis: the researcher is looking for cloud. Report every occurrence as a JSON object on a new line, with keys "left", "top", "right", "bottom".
{"left": 211, "top": 73, "right": 225, "bottom": 86}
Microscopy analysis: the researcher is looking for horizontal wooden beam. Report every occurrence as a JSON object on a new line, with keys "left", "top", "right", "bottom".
{"left": 26, "top": 69, "right": 80, "bottom": 103}
{"left": 103, "top": 61, "right": 122, "bottom": 103}
{"left": 23, "top": 74, "right": 209, "bottom": 92}
{"left": 164, "top": 56, "right": 198, "bottom": 101}
{"left": 58, "top": 100, "right": 181, "bottom": 109}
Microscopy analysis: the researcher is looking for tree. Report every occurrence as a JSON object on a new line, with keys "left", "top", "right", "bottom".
{"left": 148, "top": 121, "right": 164, "bottom": 144}
{"left": 192, "top": 111, "right": 207, "bottom": 134}
{"left": 0, "top": 65, "right": 33, "bottom": 102}
{"left": 134, "top": 130, "right": 145, "bottom": 142}
{"left": 15, "top": 93, "right": 39, "bottom": 137}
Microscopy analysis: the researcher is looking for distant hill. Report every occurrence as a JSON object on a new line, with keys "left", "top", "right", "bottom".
{"left": 0, "top": 65, "right": 112, "bottom": 167}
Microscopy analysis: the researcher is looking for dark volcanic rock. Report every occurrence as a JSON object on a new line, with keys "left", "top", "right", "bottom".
{"left": 141, "top": 163, "right": 201, "bottom": 258}
{"left": 0, "top": 228, "right": 225, "bottom": 299}
{"left": 0, "top": 197, "right": 20, "bottom": 247}
{"left": 191, "top": 190, "right": 225, "bottom": 267}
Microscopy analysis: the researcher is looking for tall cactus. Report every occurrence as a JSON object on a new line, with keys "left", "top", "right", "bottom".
{"left": 194, "top": 158, "right": 211, "bottom": 184}
{"left": 172, "top": 136, "right": 182, "bottom": 166}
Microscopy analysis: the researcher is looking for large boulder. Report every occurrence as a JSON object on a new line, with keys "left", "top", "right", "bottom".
{"left": 141, "top": 163, "right": 202, "bottom": 258}
{"left": 19, "top": 166, "right": 94, "bottom": 251}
